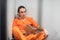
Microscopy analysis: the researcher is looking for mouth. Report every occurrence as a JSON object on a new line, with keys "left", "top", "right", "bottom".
{"left": 22, "top": 15, "right": 26, "bottom": 17}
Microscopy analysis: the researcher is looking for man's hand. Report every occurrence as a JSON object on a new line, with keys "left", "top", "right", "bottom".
{"left": 38, "top": 26, "right": 48, "bottom": 37}
{"left": 44, "top": 28, "right": 48, "bottom": 36}
{"left": 38, "top": 26, "right": 48, "bottom": 35}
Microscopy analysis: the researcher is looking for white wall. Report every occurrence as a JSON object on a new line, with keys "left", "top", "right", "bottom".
{"left": 7, "top": 0, "right": 15, "bottom": 40}
{"left": 42, "top": 0, "right": 60, "bottom": 40}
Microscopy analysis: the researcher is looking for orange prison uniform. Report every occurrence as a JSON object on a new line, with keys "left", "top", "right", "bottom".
{"left": 12, "top": 16, "right": 45, "bottom": 40}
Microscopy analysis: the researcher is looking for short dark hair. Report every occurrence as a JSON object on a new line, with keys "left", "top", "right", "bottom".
{"left": 18, "top": 6, "right": 26, "bottom": 13}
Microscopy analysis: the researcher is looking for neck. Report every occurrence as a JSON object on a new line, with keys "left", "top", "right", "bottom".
{"left": 19, "top": 16, "right": 26, "bottom": 20}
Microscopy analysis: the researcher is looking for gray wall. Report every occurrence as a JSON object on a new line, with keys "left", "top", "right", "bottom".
{"left": 7, "top": 0, "right": 60, "bottom": 40}
{"left": 42, "top": 0, "right": 60, "bottom": 40}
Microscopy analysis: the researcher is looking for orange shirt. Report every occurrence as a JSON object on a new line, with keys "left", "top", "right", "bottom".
{"left": 12, "top": 16, "right": 39, "bottom": 34}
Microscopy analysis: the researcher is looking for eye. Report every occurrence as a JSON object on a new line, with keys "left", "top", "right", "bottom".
{"left": 20, "top": 11, "right": 26, "bottom": 13}
{"left": 21, "top": 11, "right": 24, "bottom": 13}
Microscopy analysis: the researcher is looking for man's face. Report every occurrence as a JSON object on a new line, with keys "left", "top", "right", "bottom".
{"left": 19, "top": 8, "right": 26, "bottom": 18}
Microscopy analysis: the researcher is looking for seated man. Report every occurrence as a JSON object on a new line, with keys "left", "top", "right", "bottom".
{"left": 12, "top": 6, "right": 48, "bottom": 40}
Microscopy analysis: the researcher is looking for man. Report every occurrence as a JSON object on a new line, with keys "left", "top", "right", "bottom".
{"left": 12, "top": 6, "right": 48, "bottom": 40}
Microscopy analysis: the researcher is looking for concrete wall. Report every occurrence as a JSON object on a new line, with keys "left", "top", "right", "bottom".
{"left": 42, "top": 0, "right": 60, "bottom": 40}
{"left": 7, "top": 0, "right": 15, "bottom": 40}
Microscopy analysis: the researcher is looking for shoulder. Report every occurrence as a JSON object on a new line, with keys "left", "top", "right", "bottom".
{"left": 26, "top": 16, "right": 33, "bottom": 19}
{"left": 13, "top": 18, "right": 19, "bottom": 22}
{"left": 26, "top": 16, "right": 34, "bottom": 21}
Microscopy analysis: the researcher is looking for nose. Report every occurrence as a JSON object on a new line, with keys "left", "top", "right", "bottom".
{"left": 23, "top": 13, "right": 26, "bottom": 15}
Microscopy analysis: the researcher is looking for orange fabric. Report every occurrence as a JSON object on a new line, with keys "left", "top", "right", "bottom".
{"left": 12, "top": 26, "right": 45, "bottom": 40}
{"left": 12, "top": 16, "right": 39, "bottom": 34}
{"left": 12, "top": 26, "right": 26, "bottom": 40}
{"left": 12, "top": 16, "right": 46, "bottom": 40}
